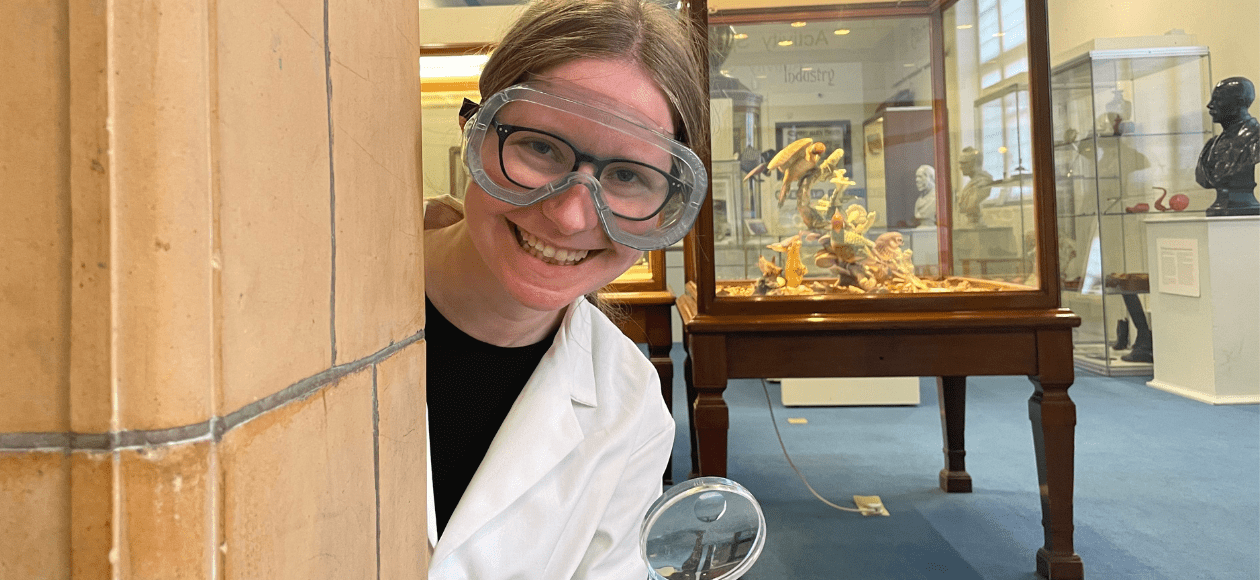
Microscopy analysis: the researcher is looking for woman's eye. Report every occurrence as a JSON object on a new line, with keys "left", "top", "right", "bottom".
{"left": 611, "top": 168, "right": 643, "bottom": 184}
{"left": 525, "top": 140, "right": 555, "bottom": 157}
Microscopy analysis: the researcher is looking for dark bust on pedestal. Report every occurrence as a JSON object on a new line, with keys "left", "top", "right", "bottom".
{"left": 1196, "top": 76, "right": 1260, "bottom": 217}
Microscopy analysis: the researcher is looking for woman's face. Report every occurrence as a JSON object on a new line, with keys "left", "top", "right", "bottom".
{"left": 462, "top": 58, "right": 675, "bottom": 313}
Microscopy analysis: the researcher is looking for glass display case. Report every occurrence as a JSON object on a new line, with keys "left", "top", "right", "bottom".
{"left": 957, "top": 73, "right": 1037, "bottom": 281}
{"left": 605, "top": 251, "right": 669, "bottom": 292}
{"left": 1050, "top": 39, "right": 1212, "bottom": 375}
{"left": 688, "top": 0, "right": 1060, "bottom": 312}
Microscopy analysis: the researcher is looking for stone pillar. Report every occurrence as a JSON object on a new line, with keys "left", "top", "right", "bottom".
{"left": 0, "top": 0, "right": 426, "bottom": 578}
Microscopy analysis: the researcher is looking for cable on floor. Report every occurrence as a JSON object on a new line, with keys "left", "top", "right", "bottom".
{"left": 760, "top": 378, "right": 866, "bottom": 514}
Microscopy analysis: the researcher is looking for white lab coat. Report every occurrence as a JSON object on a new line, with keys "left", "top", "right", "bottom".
{"left": 424, "top": 197, "right": 674, "bottom": 579}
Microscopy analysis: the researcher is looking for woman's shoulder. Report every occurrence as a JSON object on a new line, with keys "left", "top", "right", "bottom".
{"left": 566, "top": 299, "right": 659, "bottom": 389}
{"left": 573, "top": 299, "right": 646, "bottom": 355}
{"left": 567, "top": 299, "right": 672, "bottom": 437}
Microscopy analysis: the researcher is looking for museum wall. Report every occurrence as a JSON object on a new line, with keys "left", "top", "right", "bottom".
{"left": 1046, "top": 0, "right": 1260, "bottom": 194}
{"left": 417, "top": 5, "right": 522, "bottom": 47}
{"left": 0, "top": 1, "right": 426, "bottom": 578}
{"left": 1047, "top": 0, "right": 1260, "bottom": 84}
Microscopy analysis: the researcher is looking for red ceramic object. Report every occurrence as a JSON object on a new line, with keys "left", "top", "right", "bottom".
{"left": 1153, "top": 187, "right": 1170, "bottom": 211}
{"left": 1169, "top": 194, "right": 1190, "bottom": 211}
{"left": 1126, "top": 203, "right": 1150, "bottom": 213}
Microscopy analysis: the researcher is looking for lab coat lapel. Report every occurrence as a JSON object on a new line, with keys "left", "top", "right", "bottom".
{"left": 430, "top": 300, "right": 599, "bottom": 568}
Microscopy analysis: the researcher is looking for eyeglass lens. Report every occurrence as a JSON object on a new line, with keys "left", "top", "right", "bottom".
{"left": 494, "top": 123, "right": 680, "bottom": 220}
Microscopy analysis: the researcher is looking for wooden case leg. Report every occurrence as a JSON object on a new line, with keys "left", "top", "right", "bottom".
{"left": 1028, "top": 329, "right": 1084, "bottom": 579}
{"left": 687, "top": 333, "right": 729, "bottom": 477}
{"left": 648, "top": 340, "right": 674, "bottom": 414}
{"left": 693, "top": 380, "right": 729, "bottom": 477}
{"left": 682, "top": 331, "right": 700, "bottom": 479}
{"left": 937, "top": 375, "right": 973, "bottom": 493}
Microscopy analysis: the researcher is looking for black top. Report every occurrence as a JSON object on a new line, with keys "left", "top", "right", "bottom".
{"left": 425, "top": 297, "right": 558, "bottom": 536}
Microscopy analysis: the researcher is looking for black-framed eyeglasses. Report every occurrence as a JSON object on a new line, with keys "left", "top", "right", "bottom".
{"left": 490, "top": 121, "right": 687, "bottom": 221}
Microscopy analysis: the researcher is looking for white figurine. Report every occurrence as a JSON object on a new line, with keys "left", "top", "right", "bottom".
{"left": 913, "top": 164, "right": 936, "bottom": 227}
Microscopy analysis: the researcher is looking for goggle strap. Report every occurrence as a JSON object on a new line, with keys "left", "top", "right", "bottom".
{"left": 459, "top": 98, "right": 481, "bottom": 123}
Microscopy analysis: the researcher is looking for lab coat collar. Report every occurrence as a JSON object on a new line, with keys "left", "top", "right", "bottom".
{"left": 429, "top": 297, "right": 599, "bottom": 566}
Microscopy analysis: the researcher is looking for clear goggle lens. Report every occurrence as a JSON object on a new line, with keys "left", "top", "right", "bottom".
{"left": 493, "top": 122, "right": 685, "bottom": 221}
{"left": 462, "top": 83, "right": 705, "bottom": 251}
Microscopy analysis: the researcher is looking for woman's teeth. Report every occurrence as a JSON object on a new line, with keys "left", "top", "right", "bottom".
{"left": 516, "top": 227, "right": 590, "bottom": 266}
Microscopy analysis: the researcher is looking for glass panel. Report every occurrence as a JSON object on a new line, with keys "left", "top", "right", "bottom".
{"left": 946, "top": 0, "right": 1036, "bottom": 287}
{"left": 619, "top": 254, "right": 654, "bottom": 284}
{"left": 709, "top": 1, "right": 1038, "bottom": 299}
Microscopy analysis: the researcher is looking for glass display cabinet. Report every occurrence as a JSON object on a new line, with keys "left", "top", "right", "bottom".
{"left": 697, "top": 3, "right": 1055, "bottom": 301}
{"left": 960, "top": 73, "right": 1037, "bottom": 280}
{"left": 1050, "top": 39, "right": 1213, "bottom": 376}
{"left": 679, "top": 1, "right": 1083, "bottom": 578}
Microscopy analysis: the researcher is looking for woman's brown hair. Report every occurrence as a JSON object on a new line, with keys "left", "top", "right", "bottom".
{"left": 478, "top": 0, "right": 708, "bottom": 161}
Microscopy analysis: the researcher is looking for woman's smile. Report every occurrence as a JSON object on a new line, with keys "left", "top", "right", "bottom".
{"left": 510, "top": 221, "right": 596, "bottom": 266}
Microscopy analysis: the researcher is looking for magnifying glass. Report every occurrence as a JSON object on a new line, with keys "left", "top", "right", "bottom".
{"left": 639, "top": 477, "right": 767, "bottom": 580}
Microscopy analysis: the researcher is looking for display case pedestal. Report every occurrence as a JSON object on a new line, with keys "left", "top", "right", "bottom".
{"left": 678, "top": 294, "right": 1083, "bottom": 579}
{"left": 955, "top": 226, "right": 1020, "bottom": 276}
{"left": 1144, "top": 215, "right": 1260, "bottom": 404}
{"left": 902, "top": 227, "right": 941, "bottom": 275}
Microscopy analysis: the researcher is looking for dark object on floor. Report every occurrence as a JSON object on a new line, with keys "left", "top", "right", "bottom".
{"left": 1112, "top": 318, "right": 1130, "bottom": 350}
{"left": 1120, "top": 295, "right": 1154, "bottom": 363}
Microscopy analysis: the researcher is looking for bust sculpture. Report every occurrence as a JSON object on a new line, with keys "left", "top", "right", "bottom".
{"left": 956, "top": 147, "right": 994, "bottom": 227}
{"left": 912, "top": 164, "right": 937, "bottom": 227}
{"left": 1196, "top": 76, "right": 1260, "bottom": 216}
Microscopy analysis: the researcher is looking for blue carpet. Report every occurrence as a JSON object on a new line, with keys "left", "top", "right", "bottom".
{"left": 658, "top": 344, "right": 1260, "bottom": 579}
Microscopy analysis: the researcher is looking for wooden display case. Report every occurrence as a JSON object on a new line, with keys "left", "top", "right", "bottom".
{"left": 681, "top": 1, "right": 1082, "bottom": 578}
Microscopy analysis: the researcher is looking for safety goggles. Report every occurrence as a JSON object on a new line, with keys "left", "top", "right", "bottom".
{"left": 460, "top": 80, "right": 707, "bottom": 251}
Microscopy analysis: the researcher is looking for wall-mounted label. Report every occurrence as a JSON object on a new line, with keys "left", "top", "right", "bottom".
{"left": 1157, "top": 238, "right": 1200, "bottom": 297}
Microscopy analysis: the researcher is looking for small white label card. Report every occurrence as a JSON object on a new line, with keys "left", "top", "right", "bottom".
{"left": 1156, "top": 238, "right": 1200, "bottom": 297}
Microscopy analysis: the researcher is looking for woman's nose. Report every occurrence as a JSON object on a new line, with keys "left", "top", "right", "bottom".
{"left": 539, "top": 174, "right": 601, "bottom": 235}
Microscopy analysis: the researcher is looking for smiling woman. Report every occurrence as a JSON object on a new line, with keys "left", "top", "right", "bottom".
{"left": 419, "top": 1, "right": 707, "bottom": 578}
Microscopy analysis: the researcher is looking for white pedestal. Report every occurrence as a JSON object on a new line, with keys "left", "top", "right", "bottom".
{"left": 780, "top": 377, "right": 921, "bottom": 407}
{"left": 1144, "top": 215, "right": 1259, "bottom": 404}
{"left": 902, "top": 227, "right": 939, "bottom": 271}
{"left": 953, "top": 226, "right": 1018, "bottom": 277}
